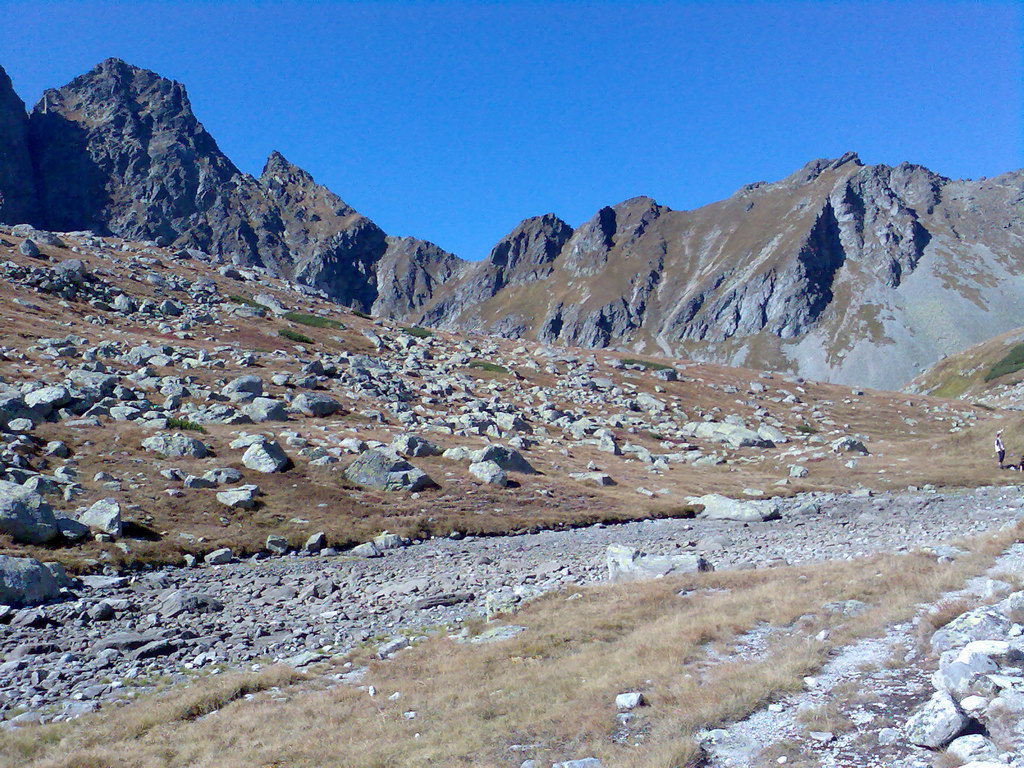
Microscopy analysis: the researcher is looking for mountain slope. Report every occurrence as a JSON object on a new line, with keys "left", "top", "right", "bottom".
{"left": 2, "top": 58, "right": 466, "bottom": 313}
{"left": 408, "top": 154, "right": 1024, "bottom": 390}
{"left": 1, "top": 59, "right": 1022, "bottom": 389}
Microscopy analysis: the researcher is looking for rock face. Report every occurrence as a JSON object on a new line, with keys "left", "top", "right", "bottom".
{"left": 0, "top": 66, "right": 39, "bottom": 226}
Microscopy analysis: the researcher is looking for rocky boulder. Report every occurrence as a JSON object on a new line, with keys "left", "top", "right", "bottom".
{"left": 0, "top": 555, "right": 62, "bottom": 606}
{"left": 468, "top": 445, "right": 536, "bottom": 474}
{"left": 344, "top": 449, "right": 435, "bottom": 492}
{"left": 0, "top": 480, "right": 60, "bottom": 544}
{"left": 606, "top": 544, "right": 712, "bottom": 583}
{"left": 242, "top": 440, "right": 290, "bottom": 473}
{"left": 78, "top": 497, "right": 122, "bottom": 537}
{"left": 141, "top": 433, "right": 210, "bottom": 458}
{"left": 694, "top": 494, "right": 781, "bottom": 523}
{"left": 905, "top": 690, "right": 969, "bottom": 748}
{"left": 292, "top": 392, "right": 342, "bottom": 417}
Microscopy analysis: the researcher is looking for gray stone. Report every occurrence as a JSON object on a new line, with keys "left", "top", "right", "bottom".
{"left": 905, "top": 690, "right": 969, "bottom": 748}
{"left": 78, "top": 497, "right": 122, "bottom": 537}
{"left": 242, "top": 441, "right": 290, "bottom": 473}
{"left": 0, "top": 480, "right": 60, "bottom": 544}
{"left": 266, "top": 535, "right": 289, "bottom": 555}
{"left": 468, "top": 445, "right": 536, "bottom": 474}
{"left": 469, "top": 460, "right": 509, "bottom": 487}
{"left": 344, "top": 449, "right": 435, "bottom": 492}
{"left": 241, "top": 397, "right": 289, "bottom": 423}
{"left": 0, "top": 555, "right": 62, "bottom": 606}
{"left": 141, "top": 433, "right": 209, "bottom": 458}
{"left": 606, "top": 544, "right": 713, "bottom": 583}
{"left": 216, "top": 484, "right": 261, "bottom": 510}
{"left": 390, "top": 434, "right": 442, "bottom": 458}
{"left": 157, "top": 590, "right": 224, "bottom": 618}
{"left": 292, "top": 392, "right": 342, "bottom": 417}
{"left": 695, "top": 493, "right": 781, "bottom": 523}
{"left": 204, "top": 548, "right": 233, "bottom": 565}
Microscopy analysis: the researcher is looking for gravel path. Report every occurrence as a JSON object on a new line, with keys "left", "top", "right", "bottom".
{"left": 2, "top": 485, "right": 1022, "bottom": 725}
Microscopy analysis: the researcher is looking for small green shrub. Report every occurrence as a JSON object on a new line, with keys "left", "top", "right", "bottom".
{"left": 795, "top": 423, "right": 818, "bottom": 435}
{"left": 278, "top": 328, "right": 314, "bottom": 344}
{"left": 167, "top": 417, "right": 207, "bottom": 434}
{"left": 468, "top": 359, "right": 509, "bottom": 374}
{"left": 402, "top": 326, "right": 434, "bottom": 339}
{"left": 228, "top": 294, "right": 263, "bottom": 309}
{"left": 622, "top": 358, "right": 672, "bottom": 372}
{"left": 283, "top": 312, "right": 342, "bottom": 329}
{"left": 985, "top": 343, "right": 1024, "bottom": 382}
{"left": 352, "top": 310, "right": 372, "bottom": 320}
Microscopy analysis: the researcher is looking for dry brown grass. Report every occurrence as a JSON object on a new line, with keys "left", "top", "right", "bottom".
{"left": 5, "top": 523, "right": 1020, "bottom": 768}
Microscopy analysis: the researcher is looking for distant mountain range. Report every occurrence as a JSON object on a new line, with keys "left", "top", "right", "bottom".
{"left": 1, "top": 58, "right": 1021, "bottom": 389}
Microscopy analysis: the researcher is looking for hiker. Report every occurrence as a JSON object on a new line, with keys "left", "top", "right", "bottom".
{"left": 996, "top": 430, "right": 1006, "bottom": 467}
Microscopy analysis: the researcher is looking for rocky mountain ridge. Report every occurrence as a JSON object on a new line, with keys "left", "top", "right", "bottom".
{"left": 1, "top": 58, "right": 1022, "bottom": 389}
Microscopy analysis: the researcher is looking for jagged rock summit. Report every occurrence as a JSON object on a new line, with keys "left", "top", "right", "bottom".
{"left": 3, "top": 58, "right": 461, "bottom": 315}
{"left": 1, "top": 58, "right": 1022, "bottom": 389}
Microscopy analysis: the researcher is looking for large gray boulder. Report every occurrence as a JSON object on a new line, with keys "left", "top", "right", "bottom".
{"left": 216, "top": 484, "right": 261, "bottom": 509}
{"left": 469, "top": 460, "right": 509, "bottom": 487}
{"left": 391, "top": 434, "right": 442, "bottom": 458}
{"left": 0, "top": 555, "right": 62, "bottom": 606}
{"left": 241, "top": 397, "right": 289, "bottom": 423}
{"left": 0, "top": 395, "right": 35, "bottom": 430}
{"left": 695, "top": 494, "right": 781, "bottom": 523}
{"left": 0, "top": 480, "right": 60, "bottom": 544}
{"left": 344, "top": 449, "right": 435, "bottom": 492}
{"left": 157, "top": 590, "right": 224, "bottom": 618}
{"left": 242, "top": 440, "right": 290, "bottom": 473}
{"left": 606, "top": 544, "right": 713, "bottom": 583}
{"left": 222, "top": 375, "right": 263, "bottom": 399}
{"left": 78, "top": 498, "right": 122, "bottom": 536}
{"left": 468, "top": 445, "right": 536, "bottom": 474}
{"left": 292, "top": 392, "right": 342, "bottom": 417}
{"left": 905, "top": 691, "right": 969, "bottom": 748}
{"left": 931, "top": 607, "right": 1015, "bottom": 654}
{"left": 141, "top": 433, "right": 210, "bottom": 458}
{"left": 24, "top": 385, "right": 72, "bottom": 417}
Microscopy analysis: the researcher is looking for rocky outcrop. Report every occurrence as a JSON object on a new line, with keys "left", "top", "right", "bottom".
{"left": 0, "top": 65, "right": 39, "bottom": 226}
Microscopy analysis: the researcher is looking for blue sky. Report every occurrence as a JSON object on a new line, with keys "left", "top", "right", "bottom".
{"left": 2, "top": 1, "right": 1021, "bottom": 260}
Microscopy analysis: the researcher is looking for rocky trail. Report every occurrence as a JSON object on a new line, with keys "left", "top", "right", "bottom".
{"left": 703, "top": 542, "right": 1024, "bottom": 768}
{"left": 2, "top": 484, "right": 1021, "bottom": 728}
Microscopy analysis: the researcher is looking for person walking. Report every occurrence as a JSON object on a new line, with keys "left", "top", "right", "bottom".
{"left": 995, "top": 430, "right": 1006, "bottom": 468}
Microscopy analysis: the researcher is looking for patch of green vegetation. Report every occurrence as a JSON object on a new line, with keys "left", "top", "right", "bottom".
{"left": 622, "top": 357, "right": 672, "bottom": 372}
{"left": 167, "top": 417, "right": 207, "bottom": 434}
{"left": 283, "top": 312, "right": 342, "bottom": 330}
{"left": 352, "top": 309, "right": 372, "bottom": 320}
{"left": 930, "top": 373, "right": 974, "bottom": 399}
{"left": 985, "top": 343, "right": 1024, "bottom": 382}
{"left": 278, "top": 328, "right": 314, "bottom": 344}
{"left": 227, "top": 294, "right": 262, "bottom": 309}
{"left": 402, "top": 326, "right": 434, "bottom": 339}
{"left": 468, "top": 359, "right": 509, "bottom": 374}
{"left": 795, "top": 423, "right": 818, "bottom": 435}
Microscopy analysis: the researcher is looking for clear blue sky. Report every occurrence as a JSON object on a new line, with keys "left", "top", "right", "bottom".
{"left": 2, "top": 1, "right": 1021, "bottom": 260}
